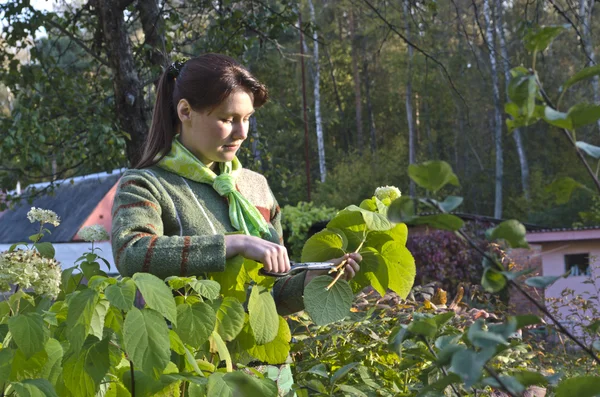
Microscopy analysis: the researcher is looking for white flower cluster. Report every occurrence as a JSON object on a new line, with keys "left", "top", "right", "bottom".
{"left": 27, "top": 207, "right": 61, "bottom": 227}
{"left": 78, "top": 225, "right": 109, "bottom": 242}
{"left": 0, "top": 249, "right": 62, "bottom": 298}
{"left": 374, "top": 185, "right": 402, "bottom": 202}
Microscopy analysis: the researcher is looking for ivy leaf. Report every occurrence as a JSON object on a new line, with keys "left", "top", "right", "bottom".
{"left": 63, "top": 338, "right": 110, "bottom": 396}
{"left": 408, "top": 161, "right": 459, "bottom": 193}
{"left": 488, "top": 220, "right": 529, "bottom": 249}
{"left": 248, "top": 285, "right": 279, "bottom": 344}
{"left": 189, "top": 279, "right": 221, "bottom": 300}
{"left": 214, "top": 297, "right": 246, "bottom": 341}
{"left": 105, "top": 279, "right": 136, "bottom": 312}
{"left": 301, "top": 229, "right": 346, "bottom": 262}
{"left": 380, "top": 241, "right": 416, "bottom": 299}
{"left": 132, "top": 273, "right": 177, "bottom": 326}
{"left": 8, "top": 313, "right": 49, "bottom": 359}
{"left": 174, "top": 302, "right": 216, "bottom": 349}
{"left": 555, "top": 376, "right": 600, "bottom": 397}
{"left": 563, "top": 64, "right": 600, "bottom": 91}
{"left": 66, "top": 289, "right": 99, "bottom": 355}
{"left": 303, "top": 276, "right": 353, "bottom": 325}
{"left": 576, "top": 141, "right": 600, "bottom": 159}
{"left": 123, "top": 308, "right": 170, "bottom": 378}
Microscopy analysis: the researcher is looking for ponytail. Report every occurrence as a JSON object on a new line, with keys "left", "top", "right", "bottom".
{"left": 135, "top": 70, "right": 179, "bottom": 169}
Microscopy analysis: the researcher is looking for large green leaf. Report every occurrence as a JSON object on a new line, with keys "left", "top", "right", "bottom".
{"left": 66, "top": 289, "right": 99, "bottom": 354}
{"left": 248, "top": 285, "right": 279, "bottom": 344}
{"left": 239, "top": 315, "right": 291, "bottom": 364}
{"left": 410, "top": 214, "right": 464, "bottom": 231}
{"left": 577, "top": 141, "right": 600, "bottom": 159}
{"left": 568, "top": 103, "right": 600, "bottom": 129}
{"left": 449, "top": 348, "right": 494, "bottom": 388}
{"left": 210, "top": 256, "right": 249, "bottom": 302}
{"left": 123, "top": 308, "right": 170, "bottom": 378}
{"left": 0, "top": 348, "right": 14, "bottom": 385}
{"left": 214, "top": 297, "right": 246, "bottom": 341}
{"left": 545, "top": 177, "right": 586, "bottom": 204}
{"left": 387, "top": 197, "right": 416, "bottom": 223}
{"left": 482, "top": 268, "right": 507, "bottom": 293}
{"left": 408, "top": 161, "right": 459, "bottom": 193}
{"left": 524, "top": 25, "right": 566, "bottom": 52}
{"left": 555, "top": 376, "right": 600, "bottom": 397}
{"left": 207, "top": 371, "right": 278, "bottom": 397}
{"left": 564, "top": 64, "right": 600, "bottom": 91}
{"left": 8, "top": 313, "right": 49, "bottom": 359}
{"left": 301, "top": 229, "right": 346, "bottom": 262}
{"left": 40, "top": 338, "right": 63, "bottom": 386}
{"left": 346, "top": 205, "right": 392, "bottom": 231}
{"left": 351, "top": 248, "right": 387, "bottom": 295}
{"left": 105, "top": 279, "right": 136, "bottom": 312}
{"left": 34, "top": 242, "right": 55, "bottom": 259}
{"left": 90, "top": 299, "right": 109, "bottom": 339}
{"left": 63, "top": 338, "right": 110, "bottom": 396}
{"left": 132, "top": 273, "right": 177, "bottom": 326}
{"left": 432, "top": 196, "right": 464, "bottom": 213}
{"left": 189, "top": 279, "right": 221, "bottom": 300}
{"left": 525, "top": 275, "right": 562, "bottom": 288}
{"left": 303, "top": 276, "right": 353, "bottom": 325}
{"left": 11, "top": 379, "right": 58, "bottom": 397}
{"left": 380, "top": 241, "right": 416, "bottom": 298}
{"left": 9, "top": 347, "right": 47, "bottom": 381}
{"left": 543, "top": 106, "right": 572, "bottom": 129}
{"left": 211, "top": 330, "right": 233, "bottom": 372}
{"left": 488, "top": 220, "right": 529, "bottom": 249}
{"left": 174, "top": 302, "right": 216, "bottom": 349}
{"left": 327, "top": 210, "right": 367, "bottom": 252}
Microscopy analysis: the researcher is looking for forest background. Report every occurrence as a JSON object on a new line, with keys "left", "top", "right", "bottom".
{"left": 1, "top": 0, "right": 599, "bottom": 229}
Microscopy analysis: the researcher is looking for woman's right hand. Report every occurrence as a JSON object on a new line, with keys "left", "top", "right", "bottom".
{"left": 224, "top": 234, "right": 291, "bottom": 274}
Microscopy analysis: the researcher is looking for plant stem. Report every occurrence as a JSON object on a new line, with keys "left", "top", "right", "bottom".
{"left": 325, "top": 238, "right": 366, "bottom": 290}
{"left": 421, "top": 337, "right": 463, "bottom": 397}
{"left": 129, "top": 360, "right": 135, "bottom": 397}
{"left": 484, "top": 365, "right": 517, "bottom": 397}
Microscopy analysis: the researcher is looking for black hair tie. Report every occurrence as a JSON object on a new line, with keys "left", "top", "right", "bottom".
{"left": 167, "top": 60, "right": 186, "bottom": 78}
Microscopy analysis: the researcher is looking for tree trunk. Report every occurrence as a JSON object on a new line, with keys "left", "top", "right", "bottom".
{"left": 308, "top": 0, "right": 326, "bottom": 183}
{"left": 363, "top": 40, "right": 377, "bottom": 153}
{"left": 483, "top": 0, "right": 503, "bottom": 218}
{"left": 349, "top": 10, "right": 364, "bottom": 153}
{"left": 97, "top": 0, "right": 149, "bottom": 167}
{"left": 579, "top": 0, "right": 600, "bottom": 133}
{"left": 404, "top": 0, "right": 416, "bottom": 197}
{"left": 496, "top": 0, "right": 530, "bottom": 200}
{"left": 324, "top": 44, "right": 350, "bottom": 150}
{"left": 136, "top": 0, "right": 168, "bottom": 84}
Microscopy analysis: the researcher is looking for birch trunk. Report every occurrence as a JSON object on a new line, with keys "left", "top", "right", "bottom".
{"left": 483, "top": 0, "right": 503, "bottom": 218}
{"left": 308, "top": 0, "right": 326, "bottom": 182}
{"left": 404, "top": 0, "right": 416, "bottom": 197}
{"left": 496, "top": 0, "right": 530, "bottom": 200}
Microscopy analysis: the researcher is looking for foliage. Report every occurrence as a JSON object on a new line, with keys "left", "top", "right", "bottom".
{"left": 281, "top": 201, "right": 338, "bottom": 261}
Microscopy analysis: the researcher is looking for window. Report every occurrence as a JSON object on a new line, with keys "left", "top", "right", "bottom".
{"left": 565, "top": 253, "right": 590, "bottom": 277}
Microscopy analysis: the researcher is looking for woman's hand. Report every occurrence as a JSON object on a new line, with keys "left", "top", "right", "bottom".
{"left": 304, "top": 252, "right": 362, "bottom": 287}
{"left": 224, "top": 234, "right": 291, "bottom": 274}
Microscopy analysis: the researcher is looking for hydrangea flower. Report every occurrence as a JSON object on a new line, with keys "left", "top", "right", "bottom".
{"left": 78, "top": 224, "right": 109, "bottom": 242}
{"left": 0, "top": 249, "right": 61, "bottom": 298}
{"left": 27, "top": 207, "right": 61, "bottom": 227}
{"left": 374, "top": 185, "right": 402, "bottom": 202}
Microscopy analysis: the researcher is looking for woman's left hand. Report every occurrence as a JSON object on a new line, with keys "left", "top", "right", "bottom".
{"left": 303, "top": 252, "right": 362, "bottom": 287}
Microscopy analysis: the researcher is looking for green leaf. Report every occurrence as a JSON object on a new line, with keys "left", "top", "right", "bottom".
{"left": 408, "top": 319, "right": 438, "bottom": 338}
{"left": 380, "top": 241, "right": 416, "bottom": 299}
{"left": 304, "top": 276, "right": 353, "bottom": 325}
{"left": 327, "top": 210, "right": 367, "bottom": 252}
{"left": 90, "top": 299, "right": 109, "bottom": 339}
{"left": 449, "top": 348, "right": 494, "bottom": 388}
{"left": 301, "top": 229, "right": 346, "bottom": 262}
{"left": 40, "top": 338, "right": 63, "bottom": 386}
{"left": 105, "top": 279, "right": 136, "bottom": 311}
{"left": 416, "top": 373, "right": 462, "bottom": 397}
{"left": 11, "top": 379, "right": 58, "bottom": 397}
{"left": 81, "top": 261, "right": 105, "bottom": 280}
{"left": 8, "top": 313, "right": 49, "bottom": 359}
{"left": 66, "top": 289, "right": 99, "bottom": 354}
{"left": 248, "top": 285, "right": 279, "bottom": 344}
{"left": 508, "top": 68, "right": 533, "bottom": 108}
{"left": 214, "top": 297, "right": 246, "bottom": 341}
{"left": 408, "top": 161, "right": 459, "bottom": 193}
{"left": 210, "top": 256, "right": 248, "bottom": 301}
{"left": 307, "top": 363, "right": 328, "bottom": 378}
{"left": 211, "top": 330, "right": 233, "bottom": 372}
{"left": 482, "top": 268, "right": 507, "bottom": 293}
{"left": 488, "top": 220, "right": 529, "bottom": 248}
{"left": 525, "top": 275, "right": 562, "bottom": 288}
{"left": 564, "top": 64, "right": 600, "bottom": 91}
{"left": 346, "top": 205, "right": 393, "bottom": 231}
{"left": 33, "top": 242, "right": 55, "bottom": 259}
{"left": 123, "top": 308, "right": 170, "bottom": 378}
{"left": 514, "top": 314, "right": 542, "bottom": 330}
{"left": 468, "top": 320, "right": 511, "bottom": 348}
{"left": 207, "top": 371, "right": 278, "bottom": 397}
{"left": 331, "top": 362, "right": 359, "bottom": 385}
{"left": 0, "top": 348, "right": 14, "bottom": 385}
{"left": 337, "top": 384, "right": 368, "bottom": 397}
{"left": 29, "top": 233, "right": 44, "bottom": 243}
{"left": 239, "top": 315, "right": 292, "bottom": 364}
{"left": 543, "top": 106, "right": 572, "bottom": 129}
{"left": 174, "top": 302, "right": 216, "bottom": 349}
{"left": 189, "top": 279, "right": 221, "bottom": 300}
{"left": 568, "top": 103, "right": 600, "bottom": 129}
{"left": 132, "top": 272, "right": 177, "bottom": 326}
{"left": 577, "top": 141, "right": 600, "bottom": 159}
{"left": 513, "top": 370, "right": 548, "bottom": 387}
{"left": 410, "top": 214, "right": 464, "bottom": 231}
{"left": 524, "top": 25, "right": 566, "bottom": 52}
{"left": 169, "top": 330, "right": 186, "bottom": 355}
{"left": 433, "top": 196, "right": 464, "bottom": 213}
{"left": 546, "top": 176, "right": 585, "bottom": 204}
{"left": 387, "top": 197, "right": 415, "bottom": 223}
{"left": 63, "top": 338, "right": 110, "bottom": 396}
{"left": 556, "top": 376, "right": 600, "bottom": 397}
{"left": 483, "top": 375, "right": 525, "bottom": 395}
{"left": 10, "top": 347, "right": 47, "bottom": 381}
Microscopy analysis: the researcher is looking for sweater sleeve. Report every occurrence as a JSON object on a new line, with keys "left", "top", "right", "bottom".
{"left": 111, "top": 171, "right": 226, "bottom": 280}
{"left": 268, "top": 188, "right": 307, "bottom": 316}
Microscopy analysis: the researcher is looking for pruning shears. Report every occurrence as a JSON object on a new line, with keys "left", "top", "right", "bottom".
{"left": 259, "top": 262, "right": 337, "bottom": 277}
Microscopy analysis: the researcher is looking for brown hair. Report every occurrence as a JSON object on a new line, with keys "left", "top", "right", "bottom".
{"left": 135, "top": 53, "right": 269, "bottom": 169}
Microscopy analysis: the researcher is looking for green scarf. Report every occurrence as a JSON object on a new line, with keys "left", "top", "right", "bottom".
{"left": 157, "top": 137, "right": 271, "bottom": 238}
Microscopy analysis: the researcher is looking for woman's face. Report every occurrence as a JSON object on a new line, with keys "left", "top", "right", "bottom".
{"left": 178, "top": 90, "right": 254, "bottom": 169}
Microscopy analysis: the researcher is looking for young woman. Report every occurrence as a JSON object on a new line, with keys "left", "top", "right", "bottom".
{"left": 111, "top": 53, "right": 361, "bottom": 315}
